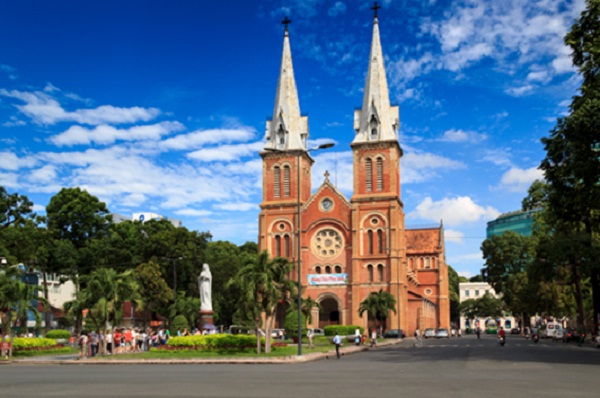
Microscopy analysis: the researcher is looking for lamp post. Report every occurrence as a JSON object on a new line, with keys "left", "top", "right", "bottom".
{"left": 266, "top": 141, "right": 334, "bottom": 356}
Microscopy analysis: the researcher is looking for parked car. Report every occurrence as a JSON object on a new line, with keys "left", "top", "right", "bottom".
{"left": 511, "top": 328, "right": 520, "bottom": 335}
{"left": 307, "top": 328, "right": 325, "bottom": 336}
{"left": 271, "top": 329, "right": 285, "bottom": 339}
{"left": 383, "top": 329, "right": 406, "bottom": 339}
{"left": 436, "top": 328, "right": 449, "bottom": 338}
{"left": 424, "top": 328, "right": 436, "bottom": 338}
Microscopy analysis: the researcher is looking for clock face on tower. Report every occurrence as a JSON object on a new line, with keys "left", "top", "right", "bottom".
{"left": 321, "top": 198, "right": 333, "bottom": 212}
{"left": 312, "top": 228, "right": 344, "bottom": 258}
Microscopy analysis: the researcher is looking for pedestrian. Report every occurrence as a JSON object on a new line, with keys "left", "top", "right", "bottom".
{"left": 457, "top": 328, "right": 462, "bottom": 338}
{"left": 106, "top": 330, "right": 113, "bottom": 354}
{"left": 476, "top": 327, "right": 481, "bottom": 339}
{"left": 89, "top": 330, "right": 98, "bottom": 357}
{"left": 370, "top": 328, "right": 377, "bottom": 347}
{"left": 307, "top": 329, "right": 314, "bottom": 348}
{"left": 113, "top": 328, "right": 121, "bottom": 353}
{"left": 355, "top": 327, "right": 361, "bottom": 346}
{"left": 78, "top": 331, "right": 88, "bottom": 359}
{"left": 333, "top": 332, "right": 343, "bottom": 359}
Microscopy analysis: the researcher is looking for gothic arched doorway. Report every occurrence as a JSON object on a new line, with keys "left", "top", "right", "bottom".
{"left": 319, "top": 297, "right": 340, "bottom": 328}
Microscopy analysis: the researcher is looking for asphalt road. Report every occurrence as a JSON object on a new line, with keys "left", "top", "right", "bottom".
{"left": 1, "top": 335, "right": 598, "bottom": 398}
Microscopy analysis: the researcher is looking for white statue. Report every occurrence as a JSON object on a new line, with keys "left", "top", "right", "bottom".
{"left": 198, "top": 263, "right": 212, "bottom": 312}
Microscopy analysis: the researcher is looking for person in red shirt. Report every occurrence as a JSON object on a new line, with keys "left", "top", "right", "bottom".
{"left": 113, "top": 329, "right": 121, "bottom": 354}
{"left": 124, "top": 328, "right": 133, "bottom": 352}
{"left": 498, "top": 327, "right": 506, "bottom": 346}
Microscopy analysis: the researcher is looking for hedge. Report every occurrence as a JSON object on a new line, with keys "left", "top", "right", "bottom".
{"left": 324, "top": 325, "right": 363, "bottom": 336}
{"left": 11, "top": 337, "right": 59, "bottom": 352}
{"left": 166, "top": 334, "right": 267, "bottom": 351}
{"left": 46, "top": 329, "right": 71, "bottom": 340}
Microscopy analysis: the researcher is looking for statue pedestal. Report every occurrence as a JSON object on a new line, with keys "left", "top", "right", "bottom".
{"left": 197, "top": 310, "right": 214, "bottom": 331}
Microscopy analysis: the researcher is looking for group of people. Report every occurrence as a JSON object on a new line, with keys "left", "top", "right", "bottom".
{"left": 77, "top": 326, "right": 177, "bottom": 359}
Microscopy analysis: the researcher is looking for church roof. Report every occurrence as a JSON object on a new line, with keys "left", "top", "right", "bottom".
{"left": 303, "top": 171, "right": 351, "bottom": 210}
{"left": 352, "top": 14, "right": 399, "bottom": 144}
{"left": 406, "top": 227, "right": 442, "bottom": 254}
{"left": 264, "top": 20, "right": 308, "bottom": 152}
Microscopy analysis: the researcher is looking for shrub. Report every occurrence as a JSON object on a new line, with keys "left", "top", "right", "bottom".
{"left": 46, "top": 329, "right": 71, "bottom": 340}
{"left": 285, "top": 310, "right": 307, "bottom": 338}
{"left": 166, "top": 334, "right": 262, "bottom": 352}
{"left": 12, "top": 337, "right": 58, "bottom": 352}
{"left": 170, "top": 315, "right": 190, "bottom": 335}
{"left": 324, "top": 325, "right": 363, "bottom": 336}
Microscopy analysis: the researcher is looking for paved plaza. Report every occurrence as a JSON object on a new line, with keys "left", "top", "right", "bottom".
{"left": 1, "top": 335, "right": 598, "bottom": 398}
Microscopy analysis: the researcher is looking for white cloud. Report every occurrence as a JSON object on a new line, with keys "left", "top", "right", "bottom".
{"left": 160, "top": 128, "right": 256, "bottom": 151}
{"left": 504, "top": 84, "right": 534, "bottom": 96}
{"left": 526, "top": 70, "right": 549, "bottom": 83}
{"left": 49, "top": 121, "right": 185, "bottom": 146}
{"left": 26, "top": 165, "right": 57, "bottom": 183}
{"left": 480, "top": 149, "right": 514, "bottom": 168}
{"left": 445, "top": 228, "right": 465, "bottom": 244}
{"left": 175, "top": 209, "right": 213, "bottom": 217}
{"left": 402, "top": 150, "right": 467, "bottom": 184}
{"left": 438, "top": 129, "right": 487, "bottom": 143}
{"left": 408, "top": 196, "right": 500, "bottom": 227}
{"left": 0, "top": 88, "right": 160, "bottom": 125}
{"left": 213, "top": 202, "right": 257, "bottom": 211}
{"left": 496, "top": 166, "right": 544, "bottom": 192}
{"left": 0, "top": 151, "right": 37, "bottom": 171}
{"left": 328, "top": 2, "right": 346, "bottom": 17}
{"left": 187, "top": 141, "right": 264, "bottom": 162}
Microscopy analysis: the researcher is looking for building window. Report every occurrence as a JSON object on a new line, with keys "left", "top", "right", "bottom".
{"left": 275, "top": 235, "right": 281, "bottom": 257}
{"left": 377, "top": 264, "right": 384, "bottom": 281}
{"left": 284, "top": 235, "right": 290, "bottom": 258}
{"left": 335, "top": 265, "right": 342, "bottom": 273}
{"left": 325, "top": 265, "right": 332, "bottom": 274}
{"left": 283, "top": 165, "right": 290, "bottom": 197}
{"left": 315, "top": 266, "right": 321, "bottom": 274}
{"left": 377, "top": 229, "right": 383, "bottom": 254}
{"left": 365, "top": 158, "right": 372, "bottom": 192}
{"left": 420, "top": 258, "right": 424, "bottom": 269}
{"left": 465, "top": 290, "right": 470, "bottom": 297}
{"left": 368, "top": 230, "right": 374, "bottom": 254}
{"left": 274, "top": 166, "right": 281, "bottom": 198}
{"left": 424, "top": 258, "right": 431, "bottom": 269}
{"left": 431, "top": 258, "right": 436, "bottom": 268}
{"left": 475, "top": 290, "right": 479, "bottom": 296}
{"left": 368, "top": 265, "right": 373, "bottom": 282}
{"left": 376, "top": 157, "right": 383, "bottom": 191}
{"left": 408, "top": 258, "right": 413, "bottom": 270}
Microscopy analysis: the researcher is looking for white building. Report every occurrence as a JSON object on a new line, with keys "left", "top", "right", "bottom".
{"left": 131, "top": 212, "right": 182, "bottom": 228}
{"left": 459, "top": 282, "right": 517, "bottom": 332}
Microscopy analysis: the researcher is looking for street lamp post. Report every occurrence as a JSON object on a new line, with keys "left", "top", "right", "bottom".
{"left": 266, "top": 142, "right": 334, "bottom": 356}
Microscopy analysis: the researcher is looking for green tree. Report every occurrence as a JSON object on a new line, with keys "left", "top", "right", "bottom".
{"left": 235, "top": 250, "right": 293, "bottom": 354}
{"left": 358, "top": 289, "right": 397, "bottom": 333}
{"left": 135, "top": 259, "right": 173, "bottom": 317}
{"left": 447, "top": 265, "right": 461, "bottom": 323}
{"left": 459, "top": 292, "right": 504, "bottom": 329}
{"left": 0, "top": 186, "right": 33, "bottom": 231}
{"left": 540, "top": 0, "right": 600, "bottom": 330}
{"left": 168, "top": 291, "right": 201, "bottom": 329}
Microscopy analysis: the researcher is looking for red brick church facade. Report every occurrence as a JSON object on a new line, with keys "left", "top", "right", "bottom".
{"left": 258, "top": 12, "right": 449, "bottom": 336}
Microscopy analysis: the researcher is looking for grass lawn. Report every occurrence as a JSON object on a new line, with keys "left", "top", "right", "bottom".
{"left": 11, "top": 347, "right": 78, "bottom": 357}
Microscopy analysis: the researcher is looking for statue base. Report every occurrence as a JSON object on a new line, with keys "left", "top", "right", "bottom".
{"left": 197, "top": 310, "right": 214, "bottom": 332}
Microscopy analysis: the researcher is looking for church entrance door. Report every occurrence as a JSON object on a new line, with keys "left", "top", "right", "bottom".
{"left": 319, "top": 297, "right": 340, "bottom": 328}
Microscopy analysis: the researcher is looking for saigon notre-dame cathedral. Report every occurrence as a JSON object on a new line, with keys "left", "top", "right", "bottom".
{"left": 258, "top": 10, "right": 450, "bottom": 335}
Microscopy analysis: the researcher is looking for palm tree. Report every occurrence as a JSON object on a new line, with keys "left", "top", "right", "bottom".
{"left": 301, "top": 296, "right": 322, "bottom": 324}
{"left": 168, "top": 291, "right": 201, "bottom": 328}
{"left": 358, "top": 289, "right": 397, "bottom": 334}
{"left": 235, "top": 250, "right": 293, "bottom": 353}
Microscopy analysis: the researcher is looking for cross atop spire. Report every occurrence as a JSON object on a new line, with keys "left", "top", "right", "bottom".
{"left": 282, "top": 16, "right": 291, "bottom": 33}
{"left": 371, "top": 2, "right": 381, "bottom": 19}
{"left": 324, "top": 170, "right": 330, "bottom": 182}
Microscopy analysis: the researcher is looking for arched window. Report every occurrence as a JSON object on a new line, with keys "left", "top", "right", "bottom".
{"left": 275, "top": 235, "right": 281, "bottom": 257}
{"left": 367, "top": 265, "right": 374, "bottom": 282}
{"left": 377, "top": 264, "right": 384, "bottom": 281}
{"left": 368, "top": 230, "right": 374, "bottom": 254}
{"left": 377, "top": 229, "right": 383, "bottom": 254}
{"left": 431, "top": 258, "right": 436, "bottom": 268}
{"left": 277, "top": 125, "right": 286, "bottom": 148}
{"left": 376, "top": 157, "right": 383, "bottom": 191}
{"left": 408, "top": 258, "right": 414, "bottom": 270}
{"left": 365, "top": 158, "right": 372, "bottom": 192}
{"left": 284, "top": 235, "right": 290, "bottom": 258}
{"left": 424, "top": 258, "right": 431, "bottom": 269}
{"left": 274, "top": 166, "right": 281, "bottom": 198}
{"left": 420, "top": 258, "right": 424, "bottom": 269}
{"left": 335, "top": 265, "right": 342, "bottom": 274}
{"left": 283, "top": 165, "right": 290, "bottom": 197}
{"left": 325, "top": 265, "right": 332, "bottom": 274}
{"left": 370, "top": 115, "right": 378, "bottom": 140}
{"left": 315, "top": 266, "right": 321, "bottom": 274}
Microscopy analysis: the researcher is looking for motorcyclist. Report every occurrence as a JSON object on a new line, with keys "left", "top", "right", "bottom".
{"left": 531, "top": 326, "right": 539, "bottom": 343}
{"left": 498, "top": 327, "right": 506, "bottom": 346}
{"left": 476, "top": 327, "right": 481, "bottom": 339}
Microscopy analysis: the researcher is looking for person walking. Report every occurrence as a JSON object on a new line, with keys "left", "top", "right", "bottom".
{"left": 355, "top": 327, "right": 361, "bottom": 346}
{"left": 370, "top": 328, "right": 377, "bottom": 347}
{"left": 307, "top": 329, "right": 314, "bottom": 349}
{"left": 413, "top": 328, "right": 422, "bottom": 347}
{"left": 78, "top": 332, "right": 88, "bottom": 359}
{"left": 333, "top": 332, "right": 343, "bottom": 359}
{"left": 476, "top": 327, "right": 481, "bottom": 339}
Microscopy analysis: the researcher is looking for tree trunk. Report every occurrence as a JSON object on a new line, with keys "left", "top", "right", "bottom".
{"left": 42, "top": 272, "right": 51, "bottom": 334}
{"left": 572, "top": 263, "right": 585, "bottom": 328}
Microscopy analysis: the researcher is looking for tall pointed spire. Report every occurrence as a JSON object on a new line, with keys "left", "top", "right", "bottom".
{"left": 352, "top": 5, "right": 399, "bottom": 144}
{"left": 265, "top": 17, "right": 308, "bottom": 151}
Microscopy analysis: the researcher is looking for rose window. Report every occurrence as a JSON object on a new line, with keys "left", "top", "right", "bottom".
{"left": 312, "top": 228, "right": 343, "bottom": 258}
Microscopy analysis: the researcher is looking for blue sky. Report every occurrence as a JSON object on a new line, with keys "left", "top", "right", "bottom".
{"left": 0, "top": 0, "right": 584, "bottom": 277}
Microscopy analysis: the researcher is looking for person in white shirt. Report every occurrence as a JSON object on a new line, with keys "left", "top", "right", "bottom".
{"left": 333, "top": 332, "right": 343, "bottom": 359}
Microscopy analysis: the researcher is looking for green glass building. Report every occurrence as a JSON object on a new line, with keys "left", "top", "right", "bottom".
{"left": 486, "top": 208, "right": 542, "bottom": 238}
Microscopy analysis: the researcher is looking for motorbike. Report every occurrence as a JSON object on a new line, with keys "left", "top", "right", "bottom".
{"left": 498, "top": 335, "right": 506, "bottom": 346}
{"left": 532, "top": 333, "right": 539, "bottom": 343}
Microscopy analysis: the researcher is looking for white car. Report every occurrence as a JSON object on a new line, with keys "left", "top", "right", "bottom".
{"left": 271, "top": 329, "right": 285, "bottom": 339}
{"left": 307, "top": 328, "right": 325, "bottom": 336}
{"left": 436, "top": 328, "right": 450, "bottom": 338}
{"left": 424, "top": 328, "right": 436, "bottom": 338}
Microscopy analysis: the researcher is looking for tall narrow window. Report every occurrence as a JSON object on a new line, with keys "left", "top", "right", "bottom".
{"left": 274, "top": 166, "right": 281, "bottom": 198}
{"left": 275, "top": 235, "right": 281, "bottom": 257}
{"left": 424, "top": 258, "right": 431, "bottom": 269}
{"left": 368, "top": 230, "right": 374, "bottom": 254}
{"left": 368, "top": 265, "right": 374, "bottom": 282}
{"left": 431, "top": 258, "right": 436, "bottom": 268}
{"left": 377, "top": 229, "right": 383, "bottom": 254}
{"left": 409, "top": 258, "right": 414, "bottom": 270}
{"left": 283, "top": 165, "right": 290, "bottom": 197}
{"left": 376, "top": 157, "right": 383, "bottom": 191}
{"left": 377, "top": 264, "right": 384, "bottom": 281}
{"left": 284, "top": 235, "right": 290, "bottom": 257}
{"left": 325, "top": 265, "right": 332, "bottom": 274}
{"left": 365, "top": 158, "right": 372, "bottom": 192}
{"left": 315, "top": 266, "right": 322, "bottom": 274}
{"left": 335, "top": 265, "right": 342, "bottom": 273}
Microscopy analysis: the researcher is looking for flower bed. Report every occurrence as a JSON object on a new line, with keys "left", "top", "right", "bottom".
{"left": 10, "top": 337, "right": 59, "bottom": 352}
